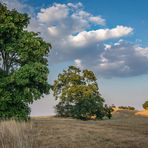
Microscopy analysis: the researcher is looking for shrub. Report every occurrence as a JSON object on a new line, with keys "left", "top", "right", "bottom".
{"left": 143, "top": 101, "right": 148, "bottom": 110}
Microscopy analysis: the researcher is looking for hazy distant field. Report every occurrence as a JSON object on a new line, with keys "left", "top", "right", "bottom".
{"left": 1, "top": 110, "right": 148, "bottom": 148}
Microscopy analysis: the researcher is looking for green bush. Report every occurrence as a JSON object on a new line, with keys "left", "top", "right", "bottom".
{"left": 143, "top": 101, "right": 148, "bottom": 110}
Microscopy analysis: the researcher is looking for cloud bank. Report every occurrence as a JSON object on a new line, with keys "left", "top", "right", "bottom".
{"left": 2, "top": 0, "right": 148, "bottom": 78}
{"left": 84, "top": 40, "right": 148, "bottom": 77}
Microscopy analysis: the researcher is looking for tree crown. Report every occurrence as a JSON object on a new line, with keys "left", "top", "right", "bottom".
{"left": 143, "top": 101, "right": 148, "bottom": 110}
{"left": 0, "top": 3, "right": 51, "bottom": 120}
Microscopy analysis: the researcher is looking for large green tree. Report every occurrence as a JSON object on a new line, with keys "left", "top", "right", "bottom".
{"left": 0, "top": 3, "right": 51, "bottom": 120}
{"left": 53, "top": 66, "right": 110, "bottom": 120}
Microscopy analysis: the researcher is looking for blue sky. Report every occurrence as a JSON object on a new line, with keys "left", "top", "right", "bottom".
{"left": 19, "top": 0, "right": 148, "bottom": 45}
{"left": 2, "top": 0, "right": 148, "bottom": 115}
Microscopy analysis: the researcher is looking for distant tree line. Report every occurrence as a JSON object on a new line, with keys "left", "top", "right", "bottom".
{"left": 118, "top": 106, "right": 135, "bottom": 110}
{"left": 111, "top": 105, "right": 135, "bottom": 111}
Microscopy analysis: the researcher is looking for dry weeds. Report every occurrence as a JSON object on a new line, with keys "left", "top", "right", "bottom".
{"left": 32, "top": 111, "right": 148, "bottom": 148}
{"left": 1, "top": 111, "right": 148, "bottom": 148}
{"left": 0, "top": 120, "right": 35, "bottom": 148}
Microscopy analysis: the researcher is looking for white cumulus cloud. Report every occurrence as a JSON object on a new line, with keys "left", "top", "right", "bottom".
{"left": 3, "top": 1, "right": 148, "bottom": 77}
{"left": 68, "top": 26, "right": 133, "bottom": 48}
{"left": 74, "top": 59, "right": 83, "bottom": 68}
{"left": 37, "top": 3, "right": 69, "bottom": 23}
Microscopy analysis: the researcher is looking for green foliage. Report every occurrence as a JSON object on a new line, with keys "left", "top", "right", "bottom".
{"left": 0, "top": 3, "right": 51, "bottom": 120}
{"left": 53, "top": 66, "right": 110, "bottom": 120}
{"left": 104, "top": 104, "right": 113, "bottom": 119}
{"left": 143, "top": 101, "right": 148, "bottom": 110}
{"left": 73, "top": 97, "right": 105, "bottom": 120}
{"left": 0, "top": 100, "right": 30, "bottom": 121}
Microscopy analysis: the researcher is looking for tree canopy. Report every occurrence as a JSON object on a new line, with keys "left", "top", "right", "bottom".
{"left": 0, "top": 3, "right": 51, "bottom": 120}
{"left": 53, "top": 66, "right": 111, "bottom": 120}
{"left": 143, "top": 101, "right": 148, "bottom": 110}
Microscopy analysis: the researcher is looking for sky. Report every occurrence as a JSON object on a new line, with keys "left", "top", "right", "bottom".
{"left": 1, "top": 0, "right": 148, "bottom": 116}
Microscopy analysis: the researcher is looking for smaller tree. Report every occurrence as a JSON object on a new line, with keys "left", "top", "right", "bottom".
{"left": 53, "top": 66, "right": 111, "bottom": 120}
{"left": 143, "top": 101, "right": 148, "bottom": 110}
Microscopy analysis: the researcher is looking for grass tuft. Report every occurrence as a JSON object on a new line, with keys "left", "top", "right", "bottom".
{"left": 0, "top": 120, "right": 35, "bottom": 148}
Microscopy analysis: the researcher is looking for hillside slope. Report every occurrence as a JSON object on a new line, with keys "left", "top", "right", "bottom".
{"left": 31, "top": 110, "right": 148, "bottom": 148}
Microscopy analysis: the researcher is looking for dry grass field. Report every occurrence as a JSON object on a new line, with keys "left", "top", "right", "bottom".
{"left": 1, "top": 110, "right": 148, "bottom": 148}
{"left": 0, "top": 120, "right": 35, "bottom": 148}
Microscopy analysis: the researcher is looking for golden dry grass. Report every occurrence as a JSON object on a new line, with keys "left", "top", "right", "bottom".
{"left": 32, "top": 111, "right": 148, "bottom": 148}
{"left": 0, "top": 120, "right": 35, "bottom": 148}
{"left": 1, "top": 110, "right": 148, "bottom": 148}
{"left": 135, "top": 110, "right": 148, "bottom": 117}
